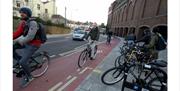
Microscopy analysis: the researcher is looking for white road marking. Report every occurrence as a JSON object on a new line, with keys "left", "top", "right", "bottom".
{"left": 79, "top": 67, "right": 93, "bottom": 74}
{"left": 97, "top": 50, "right": 103, "bottom": 53}
{"left": 66, "top": 75, "right": 72, "bottom": 80}
{"left": 76, "top": 68, "right": 80, "bottom": 72}
{"left": 48, "top": 82, "right": 63, "bottom": 91}
{"left": 50, "top": 55, "right": 56, "bottom": 58}
{"left": 56, "top": 77, "right": 77, "bottom": 91}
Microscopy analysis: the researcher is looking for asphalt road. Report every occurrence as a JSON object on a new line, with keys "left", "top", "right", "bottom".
{"left": 37, "top": 34, "right": 107, "bottom": 59}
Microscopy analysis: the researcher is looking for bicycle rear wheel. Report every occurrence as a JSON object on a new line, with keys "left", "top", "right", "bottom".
{"left": 78, "top": 50, "right": 88, "bottom": 68}
{"left": 31, "top": 52, "right": 50, "bottom": 78}
{"left": 101, "top": 67, "right": 124, "bottom": 85}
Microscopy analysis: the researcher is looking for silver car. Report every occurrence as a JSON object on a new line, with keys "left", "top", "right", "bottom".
{"left": 72, "top": 29, "right": 86, "bottom": 40}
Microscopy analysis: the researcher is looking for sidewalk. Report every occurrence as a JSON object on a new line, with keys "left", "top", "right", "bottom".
{"left": 75, "top": 38, "right": 167, "bottom": 91}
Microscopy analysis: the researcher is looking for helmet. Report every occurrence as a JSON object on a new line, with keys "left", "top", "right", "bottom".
{"left": 19, "top": 7, "right": 32, "bottom": 17}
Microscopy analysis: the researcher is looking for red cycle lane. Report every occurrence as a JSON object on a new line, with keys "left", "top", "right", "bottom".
{"left": 13, "top": 38, "right": 120, "bottom": 91}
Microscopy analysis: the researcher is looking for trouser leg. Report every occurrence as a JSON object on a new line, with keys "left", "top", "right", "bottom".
{"left": 19, "top": 44, "right": 39, "bottom": 77}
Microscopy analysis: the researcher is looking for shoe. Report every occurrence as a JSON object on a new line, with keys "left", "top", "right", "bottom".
{"left": 90, "top": 57, "right": 95, "bottom": 60}
{"left": 20, "top": 76, "right": 34, "bottom": 88}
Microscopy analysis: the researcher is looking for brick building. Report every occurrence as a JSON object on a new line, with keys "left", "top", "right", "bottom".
{"left": 107, "top": 0, "right": 167, "bottom": 40}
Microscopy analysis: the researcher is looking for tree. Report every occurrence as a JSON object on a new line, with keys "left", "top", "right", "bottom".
{"left": 100, "top": 23, "right": 106, "bottom": 28}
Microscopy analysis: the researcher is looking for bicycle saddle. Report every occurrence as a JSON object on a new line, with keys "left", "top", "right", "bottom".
{"left": 148, "top": 59, "right": 167, "bottom": 67}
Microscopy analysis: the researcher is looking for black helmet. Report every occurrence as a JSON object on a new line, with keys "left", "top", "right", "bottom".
{"left": 19, "top": 7, "right": 32, "bottom": 17}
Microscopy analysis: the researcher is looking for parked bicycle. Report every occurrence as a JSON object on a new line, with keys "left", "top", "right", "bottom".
{"left": 78, "top": 39, "right": 97, "bottom": 68}
{"left": 13, "top": 51, "right": 50, "bottom": 78}
{"left": 101, "top": 59, "right": 167, "bottom": 91}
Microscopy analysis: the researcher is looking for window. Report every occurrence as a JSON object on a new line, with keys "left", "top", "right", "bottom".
{"left": 37, "top": 4, "right": 40, "bottom": 10}
{"left": 45, "top": 9, "right": 48, "bottom": 13}
{"left": 17, "top": 3, "right": 20, "bottom": 7}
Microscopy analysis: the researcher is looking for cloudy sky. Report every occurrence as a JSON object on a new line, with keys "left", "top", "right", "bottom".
{"left": 55, "top": 0, "right": 115, "bottom": 25}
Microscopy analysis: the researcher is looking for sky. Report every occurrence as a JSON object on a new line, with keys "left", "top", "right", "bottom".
{"left": 55, "top": 0, "right": 115, "bottom": 25}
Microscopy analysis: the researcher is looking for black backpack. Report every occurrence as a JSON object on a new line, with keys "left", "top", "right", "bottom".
{"left": 155, "top": 33, "right": 167, "bottom": 51}
{"left": 24, "top": 19, "right": 47, "bottom": 43}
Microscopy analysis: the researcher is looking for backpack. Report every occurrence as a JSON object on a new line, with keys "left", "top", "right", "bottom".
{"left": 155, "top": 33, "right": 167, "bottom": 51}
{"left": 24, "top": 19, "right": 47, "bottom": 43}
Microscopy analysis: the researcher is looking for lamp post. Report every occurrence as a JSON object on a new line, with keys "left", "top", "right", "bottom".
{"left": 65, "top": 6, "right": 67, "bottom": 26}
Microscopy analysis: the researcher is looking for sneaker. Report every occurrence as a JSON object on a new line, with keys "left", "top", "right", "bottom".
{"left": 90, "top": 57, "right": 95, "bottom": 60}
{"left": 20, "top": 76, "right": 34, "bottom": 88}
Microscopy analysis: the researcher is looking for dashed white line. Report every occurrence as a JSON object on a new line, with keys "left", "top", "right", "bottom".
{"left": 76, "top": 68, "right": 80, "bottom": 72}
{"left": 79, "top": 67, "right": 88, "bottom": 74}
{"left": 79, "top": 67, "right": 93, "bottom": 74}
{"left": 66, "top": 75, "right": 72, "bottom": 80}
{"left": 56, "top": 76, "right": 77, "bottom": 91}
{"left": 48, "top": 82, "right": 63, "bottom": 91}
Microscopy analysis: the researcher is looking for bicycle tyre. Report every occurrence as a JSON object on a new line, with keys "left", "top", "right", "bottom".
{"left": 31, "top": 51, "right": 50, "bottom": 78}
{"left": 114, "top": 55, "right": 126, "bottom": 67}
{"left": 101, "top": 67, "right": 125, "bottom": 85}
{"left": 78, "top": 50, "right": 88, "bottom": 68}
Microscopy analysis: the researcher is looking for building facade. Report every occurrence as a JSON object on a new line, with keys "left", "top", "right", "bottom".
{"left": 107, "top": 0, "right": 167, "bottom": 40}
{"left": 13, "top": 0, "right": 57, "bottom": 21}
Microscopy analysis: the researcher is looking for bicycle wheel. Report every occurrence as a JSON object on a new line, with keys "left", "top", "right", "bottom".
{"left": 101, "top": 67, "right": 125, "bottom": 85}
{"left": 147, "top": 77, "right": 167, "bottom": 91}
{"left": 31, "top": 52, "right": 50, "bottom": 78}
{"left": 114, "top": 55, "right": 126, "bottom": 67}
{"left": 78, "top": 50, "right": 88, "bottom": 68}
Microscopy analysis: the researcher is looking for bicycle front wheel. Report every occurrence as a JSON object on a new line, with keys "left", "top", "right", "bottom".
{"left": 78, "top": 50, "right": 88, "bottom": 68}
{"left": 31, "top": 52, "right": 50, "bottom": 78}
{"left": 101, "top": 67, "right": 125, "bottom": 85}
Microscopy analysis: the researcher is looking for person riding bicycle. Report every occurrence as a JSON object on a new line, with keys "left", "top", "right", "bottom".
{"left": 135, "top": 29, "right": 159, "bottom": 60}
{"left": 125, "top": 31, "right": 136, "bottom": 47}
{"left": 106, "top": 30, "right": 113, "bottom": 45}
{"left": 13, "top": 7, "right": 42, "bottom": 87}
{"left": 85, "top": 22, "right": 100, "bottom": 60}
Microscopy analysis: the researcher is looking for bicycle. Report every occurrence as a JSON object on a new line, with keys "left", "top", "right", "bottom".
{"left": 121, "top": 60, "right": 167, "bottom": 91}
{"left": 106, "top": 35, "right": 111, "bottom": 45}
{"left": 78, "top": 39, "right": 97, "bottom": 68}
{"left": 13, "top": 51, "right": 50, "bottom": 78}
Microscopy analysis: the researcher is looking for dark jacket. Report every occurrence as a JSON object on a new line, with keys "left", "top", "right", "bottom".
{"left": 87, "top": 27, "right": 100, "bottom": 41}
{"left": 136, "top": 34, "right": 151, "bottom": 45}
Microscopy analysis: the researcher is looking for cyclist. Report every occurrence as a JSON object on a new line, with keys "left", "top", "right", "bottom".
{"left": 85, "top": 22, "right": 100, "bottom": 60}
{"left": 106, "top": 30, "right": 113, "bottom": 45}
{"left": 125, "top": 31, "right": 136, "bottom": 47}
{"left": 135, "top": 29, "right": 159, "bottom": 60}
{"left": 13, "top": 7, "right": 42, "bottom": 87}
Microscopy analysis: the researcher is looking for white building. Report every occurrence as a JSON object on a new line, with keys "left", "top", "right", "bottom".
{"left": 13, "top": 0, "right": 57, "bottom": 21}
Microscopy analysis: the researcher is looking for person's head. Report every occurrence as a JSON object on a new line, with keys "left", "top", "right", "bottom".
{"left": 143, "top": 29, "right": 151, "bottom": 35}
{"left": 92, "top": 22, "right": 97, "bottom": 28}
{"left": 19, "top": 7, "right": 32, "bottom": 20}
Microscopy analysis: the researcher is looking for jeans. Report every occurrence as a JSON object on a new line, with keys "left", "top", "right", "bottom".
{"left": 89, "top": 40, "right": 97, "bottom": 59}
{"left": 13, "top": 43, "right": 39, "bottom": 77}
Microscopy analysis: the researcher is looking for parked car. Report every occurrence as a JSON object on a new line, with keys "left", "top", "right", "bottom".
{"left": 72, "top": 29, "right": 86, "bottom": 40}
